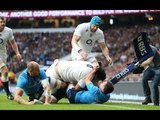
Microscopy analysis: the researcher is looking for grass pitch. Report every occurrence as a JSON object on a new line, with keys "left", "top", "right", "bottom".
{"left": 0, "top": 93, "right": 160, "bottom": 110}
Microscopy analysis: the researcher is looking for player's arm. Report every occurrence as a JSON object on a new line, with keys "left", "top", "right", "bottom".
{"left": 75, "top": 66, "right": 99, "bottom": 90}
{"left": 41, "top": 78, "right": 52, "bottom": 104}
{"left": 71, "top": 35, "right": 81, "bottom": 52}
{"left": 84, "top": 66, "right": 98, "bottom": 84}
{"left": 99, "top": 42, "right": 112, "bottom": 65}
{"left": 14, "top": 88, "right": 35, "bottom": 105}
{"left": 139, "top": 56, "right": 154, "bottom": 68}
{"left": 71, "top": 35, "right": 88, "bottom": 59}
{"left": 8, "top": 39, "right": 22, "bottom": 61}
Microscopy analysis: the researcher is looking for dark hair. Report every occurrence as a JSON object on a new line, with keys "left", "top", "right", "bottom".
{"left": 103, "top": 81, "right": 114, "bottom": 94}
{"left": 98, "top": 61, "right": 102, "bottom": 67}
{"left": 92, "top": 67, "right": 106, "bottom": 83}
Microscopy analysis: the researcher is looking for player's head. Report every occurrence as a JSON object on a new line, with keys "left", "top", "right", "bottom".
{"left": 90, "top": 16, "right": 101, "bottom": 26}
{"left": 92, "top": 66, "right": 106, "bottom": 82}
{"left": 90, "top": 16, "right": 101, "bottom": 32}
{"left": 99, "top": 80, "right": 114, "bottom": 94}
{"left": 0, "top": 16, "right": 6, "bottom": 32}
{"left": 27, "top": 61, "right": 40, "bottom": 77}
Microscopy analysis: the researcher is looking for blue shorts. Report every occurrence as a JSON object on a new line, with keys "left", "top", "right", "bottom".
{"left": 67, "top": 88, "right": 78, "bottom": 103}
{"left": 27, "top": 85, "right": 44, "bottom": 102}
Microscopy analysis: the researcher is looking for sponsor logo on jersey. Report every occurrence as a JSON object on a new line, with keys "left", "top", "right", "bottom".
{"left": 86, "top": 64, "right": 93, "bottom": 69}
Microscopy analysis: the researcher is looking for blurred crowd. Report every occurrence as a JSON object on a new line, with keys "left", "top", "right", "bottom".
{"left": 6, "top": 24, "right": 160, "bottom": 82}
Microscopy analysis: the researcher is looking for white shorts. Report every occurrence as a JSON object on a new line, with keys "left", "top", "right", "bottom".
{"left": 71, "top": 49, "right": 97, "bottom": 63}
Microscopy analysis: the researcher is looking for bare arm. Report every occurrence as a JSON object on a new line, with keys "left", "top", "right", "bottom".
{"left": 99, "top": 42, "right": 113, "bottom": 65}
{"left": 139, "top": 56, "right": 154, "bottom": 68}
{"left": 75, "top": 67, "right": 98, "bottom": 91}
{"left": 84, "top": 66, "right": 99, "bottom": 84}
{"left": 9, "top": 39, "right": 22, "bottom": 61}
{"left": 41, "top": 78, "right": 52, "bottom": 104}
{"left": 14, "top": 88, "right": 35, "bottom": 105}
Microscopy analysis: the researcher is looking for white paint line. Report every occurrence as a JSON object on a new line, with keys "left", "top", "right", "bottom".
{"left": 95, "top": 103, "right": 145, "bottom": 110}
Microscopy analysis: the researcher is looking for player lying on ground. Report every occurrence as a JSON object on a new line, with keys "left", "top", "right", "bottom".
{"left": 66, "top": 66, "right": 114, "bottom": 104}
{"left": 41, "top": 59, "right": 106, "bottom": 104}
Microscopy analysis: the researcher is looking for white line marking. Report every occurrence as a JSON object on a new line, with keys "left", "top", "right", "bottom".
{"left": 95, "top": 103, "right": 145, "bottom": 110}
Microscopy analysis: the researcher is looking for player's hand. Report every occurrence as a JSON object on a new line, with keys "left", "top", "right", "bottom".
{"left": 28, "top": 101, "right": 36, "bottom": 105}
{"left": 33, "top": 99, "right": 43, "bottom": 104}
{"left": 16, "top": 53, "right": 22, "bottom": 61}
{"left": 79, "top": 50, "right": 88, "bottom": 60}
{"left": 105, "top": 55, "right": 113, "bottom": 65}
{"left": 93, "top": 65, "right": 99, "bottom": 73}
{"left": 44, "top": 102, "right": 51, "bottom": 105}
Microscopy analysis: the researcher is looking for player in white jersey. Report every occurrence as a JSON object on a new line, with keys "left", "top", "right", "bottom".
{"left": 44, "top": 59, "right": 106, "bottom": 103}
{"left": 71, "top": 16, "right": 112, "bottom": 67}
{"left": 0, "top": 16, "right": 22, "bottom": 100}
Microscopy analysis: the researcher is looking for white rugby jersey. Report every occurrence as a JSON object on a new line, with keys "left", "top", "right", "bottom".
{"left": 46, "top": 60, "right": 94, "bottom": 89}
{"left": 0, "top": 27, "right": 14, "bottom": 62}
{"left": 72, "top": 23, "right": 105, "bottom": 53}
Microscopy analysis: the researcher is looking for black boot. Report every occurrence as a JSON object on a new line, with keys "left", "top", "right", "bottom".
{"left": 142, "top": 97, "right": 152, "bottom": 105}
{"left": 2, "top": 81, "right": 14, "bottom": 100}
{"left": 153, "top": 101, "right": 159, "bottom": 106}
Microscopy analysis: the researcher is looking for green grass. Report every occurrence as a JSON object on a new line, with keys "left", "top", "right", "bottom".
{"left": 0, "top": 94, "right": 160, "bottom": 110}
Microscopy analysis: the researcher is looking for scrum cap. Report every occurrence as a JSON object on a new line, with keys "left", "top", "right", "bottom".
{"left": 90, "top": 16, "right": 101, "bottom": 26}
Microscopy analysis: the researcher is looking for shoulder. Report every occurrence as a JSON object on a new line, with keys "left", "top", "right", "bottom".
{"left": 4, "top": 27, "right": 13, "bottom": 33}
{"left": 40, "top": 68, "right": 46, "bottom": 73}
{"left": 87, "top": 82, "right": 99, "bottom": 91}
{"left": 80, "top": 61, "right": 94, "bottom": 69}
{"left": 96, "top": 28, "right": 103, "bottom": 35}
{"left": 77, "top": 23, "right": 89, "bottom": 29}
{"left": 17, "top": 71, "right": 28, "bottom": 84}
{"left": 18, "top": 69, "right": 28, "bottom": 78}
{"left": 150, "top": 45, "right": 157, "bottom": 54}
{"left": 151, "top": 45, "right": 157, "bottom": 50}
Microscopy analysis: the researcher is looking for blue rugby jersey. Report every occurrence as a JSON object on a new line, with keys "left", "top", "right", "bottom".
{"left": 16, "top": 68, "right": 47, "bottom": 94}
{"left": 75, "top": 82, "right": 110, "bottom": 104}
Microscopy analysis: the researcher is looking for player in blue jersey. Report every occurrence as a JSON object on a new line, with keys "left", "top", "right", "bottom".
{"left": 14, "top": 61, "right": 50, "bottom": 105}
{"left": 66, "top": 66, "right": 114, "bottom": 104}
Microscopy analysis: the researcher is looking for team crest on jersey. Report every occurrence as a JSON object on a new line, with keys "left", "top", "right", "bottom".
{"left": 86, "top": 64, "right": 93, "bottom": 69}
{"left": 0, "top": 38, "right": 4, "bottom": 44}
{"left": 86, "top": 39, "right": 92, "bottom": 46}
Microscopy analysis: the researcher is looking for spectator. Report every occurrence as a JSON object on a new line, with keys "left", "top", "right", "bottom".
{"left": 139, "top": 38, "right": 160, "bottom": 106}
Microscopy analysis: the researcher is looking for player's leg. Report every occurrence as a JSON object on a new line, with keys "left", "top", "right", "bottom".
{"left": 141, "top": 68, "right": 153, "bottom": 104}
{"left": 71, "top": 49, "right": 84, "bottom": 61}
{"left": 51, "top": 82, "right": 68, "bottom": 103}
{"left": 151, "top": 68, "right": 160, "bottom": 106}
{"left": 0, "top": 59, "right": 14, "bottom": 100}
{"left": 66, "top": 83, "right": 77, "bottom": 103}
